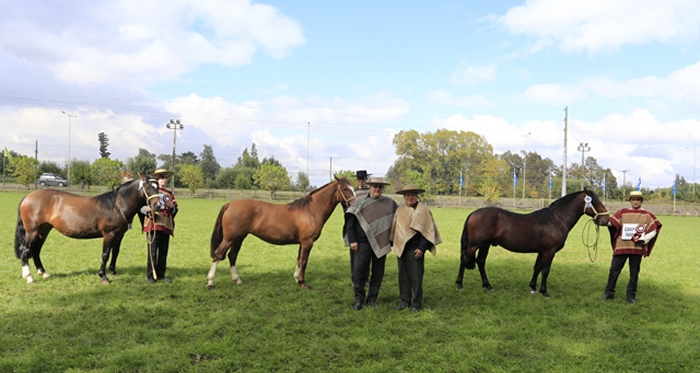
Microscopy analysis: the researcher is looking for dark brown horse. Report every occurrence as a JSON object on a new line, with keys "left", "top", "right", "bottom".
{"left": 455, "top": 188, "right": 609, "bottom": 297}
{"left": 14, "top": 174, "right": 160, "bottom": 284}
{"left": 206, "top": 176, "right": 356, "bottom": 289}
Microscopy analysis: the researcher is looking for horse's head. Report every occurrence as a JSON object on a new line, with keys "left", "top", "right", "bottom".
{"left": 582, "top": 188, "right": 609, "bottom": 226}
{"left": 334, "top": 176, "right": 356, "bottom": 208}
{"left": 139, "top": 173, "right": 161, "bottom": 210}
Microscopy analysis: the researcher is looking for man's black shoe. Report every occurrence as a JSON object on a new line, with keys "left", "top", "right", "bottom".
{"left": 410, "top": 306, "right": 421, "bottom": 312}
{"left": 147, "top": 279, "right": 156, "bottom": 285}
{"left": 353, "top": 302, "right": 363, "bottom": 311}
{"left": 627, "top": 296, "right": 636, "bottom": 304}
{"left": 366, "top": 301, "right": 379, "bottom": 308}
{"left": 396, "top": 303, "right": 409, "bottom": 311}
{"left": 600, "top": 294, "right": 614, "bottom": 300}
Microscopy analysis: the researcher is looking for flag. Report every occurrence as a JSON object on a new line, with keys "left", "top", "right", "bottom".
{"left": 637, "top": 177, "right": 641, "bottom": 191}
{"left": 459, "top": 169, "right": 463, "bottom": 189}
{"left": 602, "top": 175, "right": 606, "bottom": 192}
{"left": 672, "top": 178, "right": 676, "bottom": 196}
{"left": 549, "top": 174, "right": 552, "bottom": 190}
{"left": 3, "top": 147, "right": 10, "bottom": 159}
{"left": 513, "top": 170, "right": 518, "bottom": 187}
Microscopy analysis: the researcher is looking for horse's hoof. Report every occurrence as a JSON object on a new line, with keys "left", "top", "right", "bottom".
{"left": 530, "top": 290, "right": 538, "bottom": 294}
{"left": 100, "top": 279, "right": 110, "bottom": 285}
{"left": 41, "top": 273, "right": 50, "bottom": 279}
{"left": 206, "top": 283, "right": 214, "bottom": 289}
{"left": 236, "top": 279, "right": 243, "bottom": 285}
{"left": 300, "top": 283, "right": 309, "bottom": 290}
{"left": 26, "top": 277, "right": 35, "bottom": 284}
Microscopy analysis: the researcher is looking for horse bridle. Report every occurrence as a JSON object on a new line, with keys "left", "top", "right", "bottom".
{"left": 583, "top": 195, "right": 609, "bottom": 222}
{"left": 336, "top": 184, "right": 356, "bottom": 207}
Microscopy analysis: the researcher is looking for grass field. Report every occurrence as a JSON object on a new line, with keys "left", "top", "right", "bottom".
{"left": 1, "top": 191, "right": 699, "bottom": 372}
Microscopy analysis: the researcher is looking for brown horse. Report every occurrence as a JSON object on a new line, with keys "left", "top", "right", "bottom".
{"left": 455, "top": 188, "right": 609, "bottom": 297}
{"left": 14, "top": 174, "right": 160, "bottom": 284}
{"left": 206, "top": 176, "right": 355, "bottom": 289}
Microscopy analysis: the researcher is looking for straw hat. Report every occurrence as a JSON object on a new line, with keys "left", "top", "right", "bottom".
{"left": 396, "top": 184, "right": 425, "bottom": 195}
{"left": 151, "top": 168, "right": 174, "bottom": 177}
{"left": 624, "top": 190, "right": 644, "bottom": 200}
{"left": 367, "top": 176, "right": 390, "bottom": 186}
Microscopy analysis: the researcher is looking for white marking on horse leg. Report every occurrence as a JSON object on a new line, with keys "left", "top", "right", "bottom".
{"left": 530, "top": 290, "right": 538, "bottom": 294}
{"left": 206, "top": 261, "right": 219, "bottom": 288}
{"left": 22, "top": 265, "right": 30, "bottom": 279}
{"left": 294, "top": 265, "right": 301, "bottom": 283}
{"left": 230, "top": 265, "right": 242, "bottom": 285}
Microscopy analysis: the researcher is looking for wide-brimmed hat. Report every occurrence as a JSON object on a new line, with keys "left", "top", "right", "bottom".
{"left": 396, "top": 184, "right": 425, "bottom": 195}
{"left": 151, "top": 168, "right": 174, "bottom": 177}
{"left": 367, "top": 176, "right": 390, "bottom": 186}
{"left": 624, "top": 190, "right": 645, "bottom": 200}
{"left": 355, "top": 170, "right": 370, "bottom": 180}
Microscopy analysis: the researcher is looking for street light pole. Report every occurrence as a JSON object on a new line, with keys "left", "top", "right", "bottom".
{"left": 621, "top": 169, "right": 629, "bottom": 197}
{"left": 522, "top": 132, "right": 531, "bottom": 199}
{"left": 62, "top": 111, "right": 77, "bottom": 189}
{"left": 577, "top": 142, "right": 591, "bottom": 189}
{"left": 166, "top": 119, "right": 184, "bottom": 190}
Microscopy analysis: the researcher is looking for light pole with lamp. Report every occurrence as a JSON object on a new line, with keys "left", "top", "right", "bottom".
{"left": 522, "top": 132, "right": 531, "bottom": 199}
{"left": 166, "top": 119, "right": 184, "bottom": 190}
{"left": 621, "top": 169, "right": 629, "bottom": 197}
{"left": 62, "top": 111, "right": 77, "bottom": 189}
{"left": 577, "top": 142, "right": 591, "bottom": 189}
{"left": 687, "top": 147, "right": 696, "bottom": 194}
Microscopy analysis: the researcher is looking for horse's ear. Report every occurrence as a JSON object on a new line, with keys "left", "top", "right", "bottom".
{"left": 334, "top": 174, "right": 340, "bottom": 182}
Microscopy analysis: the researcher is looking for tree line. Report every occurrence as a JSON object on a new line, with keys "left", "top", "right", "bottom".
{"left": 2, "top": 129, "right": 695, "bottom": 202}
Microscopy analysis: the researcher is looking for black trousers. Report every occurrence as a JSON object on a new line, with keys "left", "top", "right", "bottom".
{"left": 604, "top": 254, "right": 642, "bottom": 298}
{"left": 397, "top": 249, "right": 425, "bottom": 308}
{"left": 147, "top": 231, "right": 170, "bottom": 281}
{"left": 352, "top": 242, "right": 386, "bottom": 304}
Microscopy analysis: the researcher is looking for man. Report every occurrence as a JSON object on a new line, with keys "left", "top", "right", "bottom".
{"left": 140, "top": 168, "right": 178, "bottom": 284}
{"left": 602, "top": 190, "right": 662, "bottom": 304}
{"left": 345, "top": 176, "right": 397, "bottom": 310}
{"left": 345, "top": 170, "right": 370, "bottom": 286}
{"left": 390, "top": 185, "right": 442, "bottom": 312}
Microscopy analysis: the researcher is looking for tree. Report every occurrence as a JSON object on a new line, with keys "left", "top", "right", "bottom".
{"left": 39, "top": 160, "right": 64, "bottom": 177}
{"left": 296, "top": 171, "right": 310, "bottom": 192}
{"left": 98, "top": 132, "right": 111, "bottom": 159}
{"left": 11, "top": 155, "right": 40, "bottom": 189}
{"left": 128, "top": 149, "right": 157, "bottom": 176}
{"left": 179, "top": 164, "right": 204, "bottom": 195}
{"left": 199, "top": 144, "right": 221, "bottom": 181}
{"left": 254, "top": 163, "right": 290, "bottom": 200}
{"left": 71, "top": 159, "right": 94, "bottom": 192}
{"left": 92, "top": 158, "right": 126, "bottom": 188}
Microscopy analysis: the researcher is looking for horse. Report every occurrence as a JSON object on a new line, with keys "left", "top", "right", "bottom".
{"left": 14, "top": 173, "right": 160, "bottom": 284}
{"left": 455, "top": 188, "right": 609, "bottom": 297}
{"left": 206, "top": 176, "right": 356, "bottom": 290}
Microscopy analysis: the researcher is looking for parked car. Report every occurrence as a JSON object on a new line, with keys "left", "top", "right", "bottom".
{"left": 38, "top": 173, "right": 69, "bottom": 187}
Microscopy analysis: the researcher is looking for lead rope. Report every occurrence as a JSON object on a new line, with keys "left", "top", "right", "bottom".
{"left": 581, "top": 195, "right": 610, "bottom": 263}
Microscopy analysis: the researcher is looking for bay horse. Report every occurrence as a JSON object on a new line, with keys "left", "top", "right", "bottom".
{"left": 206, "top": 176, "right": 356, "bottom": 290}
{"left": 14, "top": 174, "right": 160, "bottom": 284}
{"left": 455, "top": 188, "right": 609, "bottom": 297}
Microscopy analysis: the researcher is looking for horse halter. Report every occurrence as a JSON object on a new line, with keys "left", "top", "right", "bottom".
{"left": 583, "top": 195, "right": 609, "bottom": 222}
{"left": 336, "top": 184, "right": 356, "bottom": 207}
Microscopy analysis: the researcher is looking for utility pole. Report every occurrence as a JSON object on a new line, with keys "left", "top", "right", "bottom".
{"left": 166, "top": 119, "right": 183, "bottom": 190}
{"left": 561, "top": 106, "right": 568, "bottom": 197}
{"left": 622, "top": 170, "right": 629, "bottom": 197}
{"left": 578, "top": 142, "right": 591, "bottom": 189}
{"left": 62, "top": 111, "right": 77, "bottom": 189}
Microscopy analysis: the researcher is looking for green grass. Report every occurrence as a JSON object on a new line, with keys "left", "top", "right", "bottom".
{"left": 1, "top": 192, "right": 699, "bottom": 372}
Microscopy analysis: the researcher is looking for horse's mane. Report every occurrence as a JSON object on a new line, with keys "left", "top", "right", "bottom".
{"left": 288, "top": 179, "right": 337, "bottom": 210}
{"left": 92, "top": 178, "right": 139, "bottom": 210}
{"left": 526, "top": 190, "right": 584, "bottom": 225}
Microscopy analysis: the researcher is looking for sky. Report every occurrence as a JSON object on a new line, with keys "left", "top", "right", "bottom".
{"left": 2, "top": 0, "right": 700, "bottom": 190}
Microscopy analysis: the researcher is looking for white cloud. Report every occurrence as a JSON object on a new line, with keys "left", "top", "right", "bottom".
{"left": 500, "top": 0, "right": 700, "bottom": 52}
{"left": 0, "top": 0, "right": 305, "bottom": 86}
{"left": 450, "top": 63, "right": 497, "bottom": 85}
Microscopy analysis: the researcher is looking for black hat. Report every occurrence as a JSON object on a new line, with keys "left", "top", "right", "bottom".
{"left": 355, "top": 170, "right": 370, "bottom": 180}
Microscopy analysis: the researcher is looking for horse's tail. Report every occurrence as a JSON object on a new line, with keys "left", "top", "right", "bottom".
{"left": 14, "top": 197, "right": 27, "bottom": 259}
{"left": 210, "top": 203, "right": 230, "bottom": 258}
{"left": 461, "top": 213, "right": 476, "bottom": 270}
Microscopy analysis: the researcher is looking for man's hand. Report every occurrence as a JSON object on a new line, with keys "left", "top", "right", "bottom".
{"left": 350, "top": 242, "right": 358, "bottom": 251}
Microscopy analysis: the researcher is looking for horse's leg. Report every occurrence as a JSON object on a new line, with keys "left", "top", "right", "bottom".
{"left": 294, "top": 239, "right": 314, "bottom": 290}
{"left": 32, "top": 232, "right": 51, "bottom": 279}
{"left": 476, "top": 246, "right": 493, "bottom": 291}
{"left": 455, "top": 261, "right": 467, "bottom": 290}
{"left": 98, "top": 235, "right": 114, "bottom": 285}
{"left": 538, "top": 251, "right": 557, "bottom": 298}
{"left": 206, "top": 237, "right": 237, "bottom": 288}
{"left": 19, "top": 233, "right": 38, "bottom": 284}
{"left": 228, "top": 238, "right": 244, "bottom": 285}
{"left": 108, "top": 234, "right": 125, "bottom": 277}
{"left": 529, "top": 252, "right": 544, "bottom": 294}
